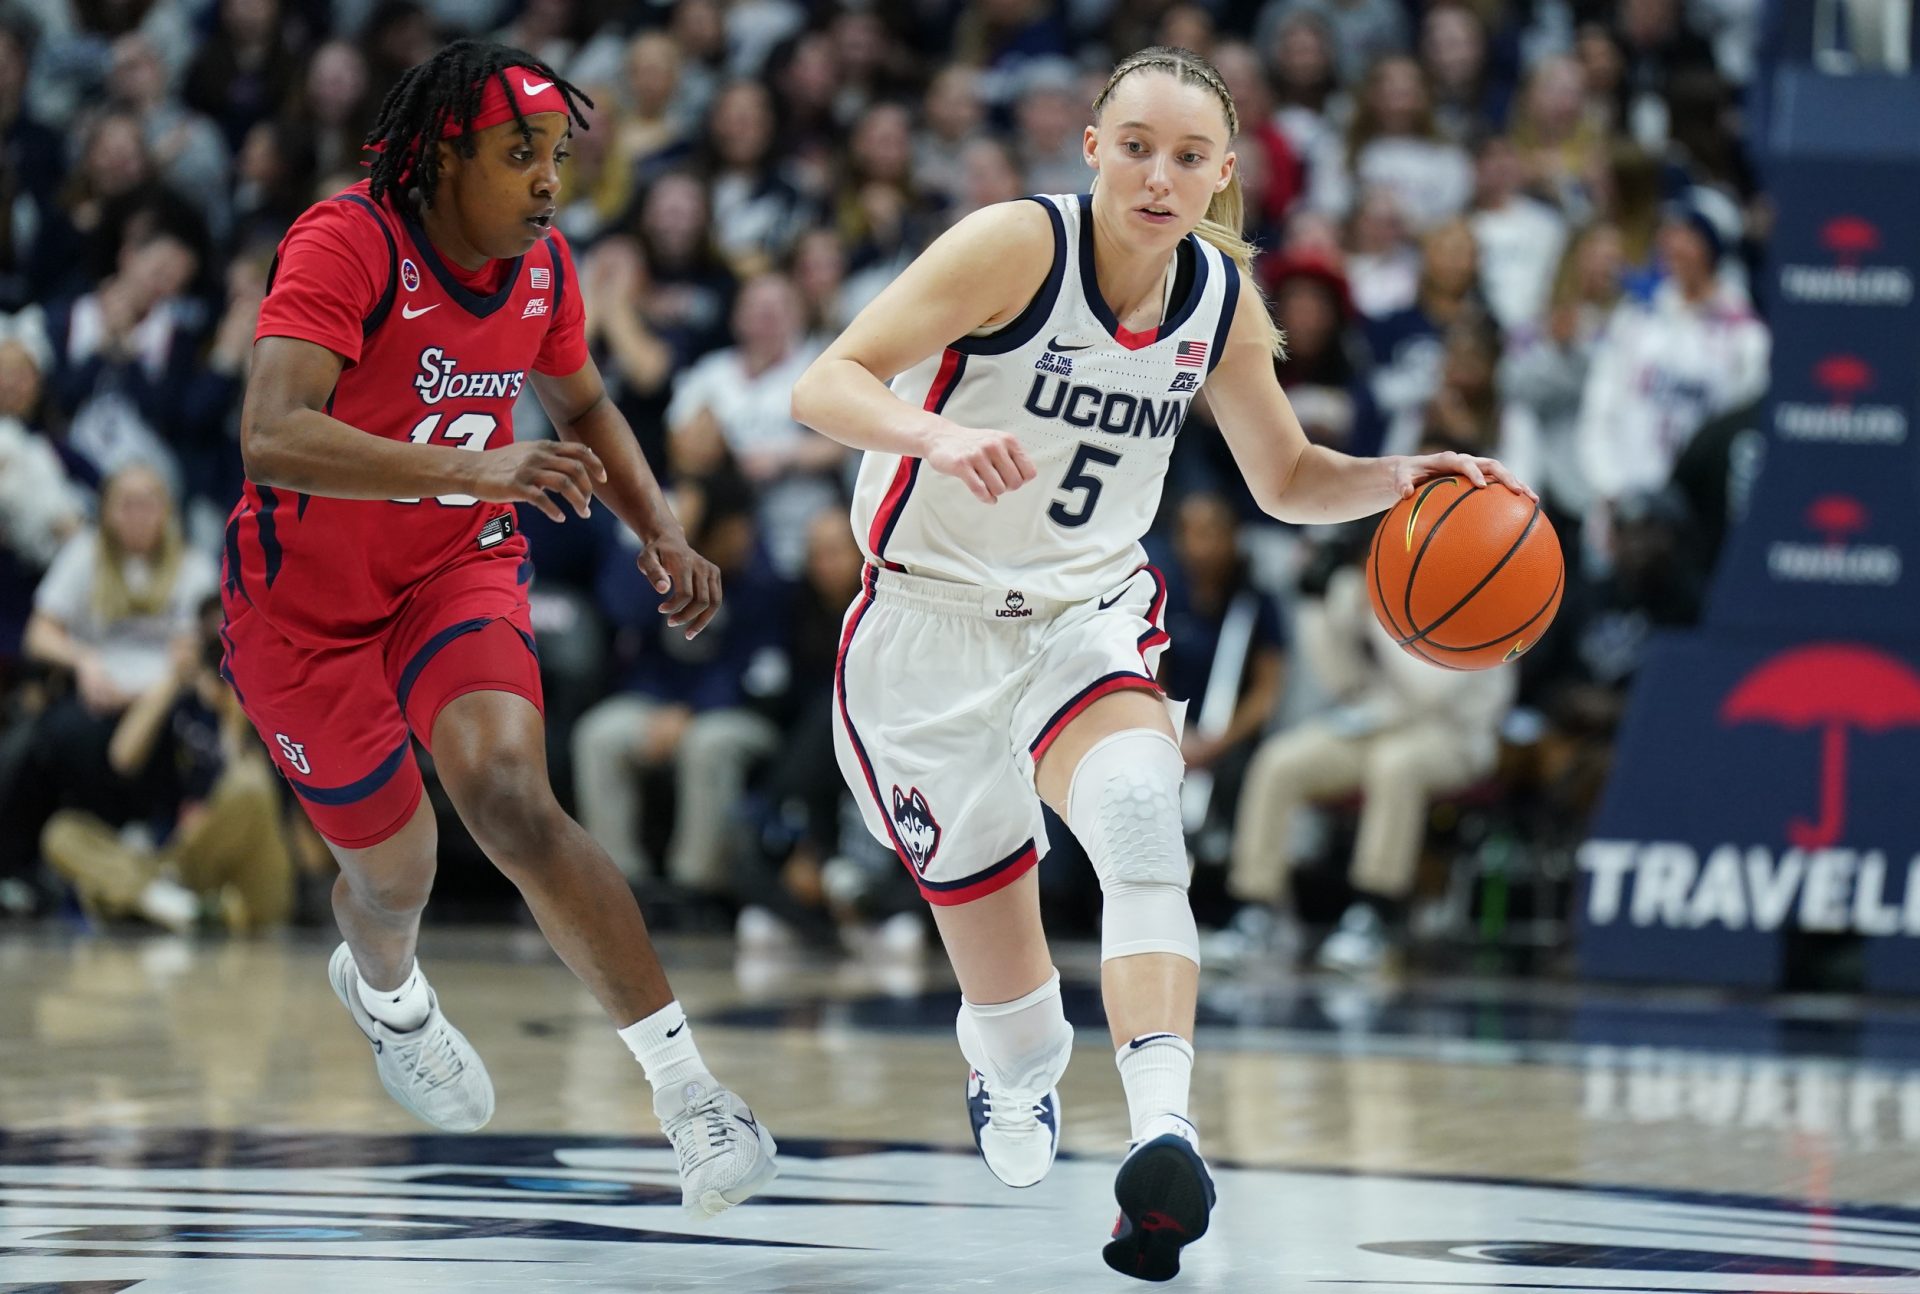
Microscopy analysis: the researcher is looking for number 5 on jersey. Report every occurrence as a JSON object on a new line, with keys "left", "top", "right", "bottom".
{"left": 1049, "top": 443, "right": 1122, "bottom": 528}
{"left": 392, "top": 411, "right": 499, "bottom": 505}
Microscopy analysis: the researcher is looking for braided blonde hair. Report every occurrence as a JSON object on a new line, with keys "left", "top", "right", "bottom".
{"left": 1093, "top": 46, "right": 1280, "bottom": 356}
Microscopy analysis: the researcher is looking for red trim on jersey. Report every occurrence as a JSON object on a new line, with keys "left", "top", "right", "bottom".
{"left": 868, "top": 346, "right": 965, "bottom": 569}
{"left": 1113, "top": 323, "right": 1160, "bottom": 350}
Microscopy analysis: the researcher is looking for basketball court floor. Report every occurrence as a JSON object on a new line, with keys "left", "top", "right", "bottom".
{"left": 4, "top": 926, "right": 1919, "bottom": 1292}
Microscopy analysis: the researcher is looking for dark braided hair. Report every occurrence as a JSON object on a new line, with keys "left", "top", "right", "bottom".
{"left": 362, "top": 39, "right": 594, "bottom": 209}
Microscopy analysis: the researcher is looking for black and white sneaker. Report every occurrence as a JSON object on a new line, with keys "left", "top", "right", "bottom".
{"left": 1102, "top": 1119, "right": 1214, "bottom": 1282}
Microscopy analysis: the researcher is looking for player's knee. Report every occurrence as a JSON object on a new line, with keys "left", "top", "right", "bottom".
{"left": 342, "top": 858, "right": 435, "bottom": 918}
{"left": 453, "top": 763, "right": 569, "bottom": 865}
{"left": 1065, "top": 728, "right": 1199, "bottom": 966}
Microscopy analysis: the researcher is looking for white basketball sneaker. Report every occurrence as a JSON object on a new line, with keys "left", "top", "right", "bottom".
{"left": 327, "top": 942, "right": 495, "bottom": 1132}
{"left": 654, "top": 1078, "right": 779, "bottom": 1218}
{"left": 965, "top": 1069, "right": 1062, "bottom": 1188}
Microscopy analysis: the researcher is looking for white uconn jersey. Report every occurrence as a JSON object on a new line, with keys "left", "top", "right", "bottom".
{"left": 851, "top": 193, "right": 1240, "bottom": 601}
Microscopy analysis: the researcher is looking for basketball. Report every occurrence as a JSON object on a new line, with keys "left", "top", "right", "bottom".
{"left": 1366, "top": 475, "right": 1563, "bottom": 671}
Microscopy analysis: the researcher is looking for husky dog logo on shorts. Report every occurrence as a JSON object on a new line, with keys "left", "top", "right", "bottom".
{"left": 997, "top": 590, "right": 1033, "bottom": 619}
{"left": 891, "top": 786, "right": 942, "bottom": 872}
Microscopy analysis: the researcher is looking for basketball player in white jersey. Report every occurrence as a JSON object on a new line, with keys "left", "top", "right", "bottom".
{"left": 791, "top": 46, "right": 1530, "bottom": 1281}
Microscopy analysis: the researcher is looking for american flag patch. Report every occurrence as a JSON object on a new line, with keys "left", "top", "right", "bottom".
{"left": 1175, "top": 340, "right": 1208, "bottom": 367}
{"left": 531, "top": 267, "right": 551, "bottom": 289}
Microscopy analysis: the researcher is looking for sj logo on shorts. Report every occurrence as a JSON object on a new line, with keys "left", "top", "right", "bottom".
{"left": 275, "top": 734, "right": 311, "bottom": 776}
{"left": 891, "top": 786, "right": 942, "bottom": 873}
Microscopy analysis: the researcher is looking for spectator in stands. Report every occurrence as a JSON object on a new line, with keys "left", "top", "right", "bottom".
{"left": 1419, "top": 1, "right": 1507, "bottom": 143}
{"left": 1510, "top": 55, "right": 1608, "bottom": 219}
{"left": 0, "top": 20, "right": 70, "bottom": 311}
{"left": 550, "top": 81, "right": 634, "bottom": 246}
{"left": 1499, "top": 221, "right": 1626, "bottom": 526}
{"left": 1366, "top": 217, "right": 1482, "bottom": 456}
{"left": 1257, "top": 0, "right": 1409, "bottom": 85}
{"left": 107, "top": 33, "right": 230, "bottom": 239}
{"left": 631, "top": 170, "right": 737, "bottom": 362}
{"left": 1262, "top": 251, "right": 1376, "bottom": 453}
{"left": 230, "top": 119, "right": 319, "bottom": 249}
{"left": 1615, "top": 0, "right": 1719, "bottom": 151}
{"left": 789, "top": 226, "right": 852, "bottom": 341}
{"left": 183, "top": 0, "right": 307, "bottom": 153}
{"left": 0, "top": 462, "right": 217, "bottom": 878}
{"left": 1468, "top": 132, "right": 1566, "bottom": 332}
{"left": 570, "top": 467, "right": 786, "bottom": 903}
{"left": 952, "top": 135, "right": 1025, "bottom": 223}
{"left": 1013, "top": 57, "right": 1087, "bottom": 196}
{"left": 1577, "top": 201, "right": 1769, "bottom": 553}
{"left": 1211, "top": 41, "right": 1304, "bottom": 235}
{"left": 916, "top": 64, "right": 986, "bottom": 211}
{"left": 1226, "top": 524, "right": 1516, "bottom": 973}
{"left": 667, "top": 271, "right": 840, "bottom": 579}
{"left": 41, "top": 595, "right": 294, "bottom": 933}
{"left": 1159, "top": 493, "right": 1287, "bottom": 869}
{"left": 288, "top": 39, "right": 374, "bottom": 180}
{"left": 580, "top": 234, "right": 676, "bottom": 468}
{"left": 1320, "top": 56, "right": 1472, "bottom": 232}
{"left": 0, "top": 310, "right": 83, "bottom": 658}
{"left": 1266, "top": 10, "right": 1350, "bottom": 171}
{"left": 45, "top": 219, "right": 206, "bottom": 490}
{"left": 702, "top": 79, "right": 812, "bottom": 273}
{"left": 1343, "top": 186, "right": 1418, "bottom": 319}
{"left": 616, "top": 32, "right": 692, "bottom": 181}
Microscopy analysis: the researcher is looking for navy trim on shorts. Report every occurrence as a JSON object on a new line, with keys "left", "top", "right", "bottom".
{"left": 217, "top": 623, "right": 245, "bottom": 704}
{"left": 394, "top": 616, "right": 493, "bottom": 715}
{"left": 950, "top": 197, "right": 1068, "bottom": 356}
{"left": 222, "top": 515, "right": 246, "bottom": 600}
{"left": 835, "top": 568, "right": 914, "bottom": 865}
{"left": 511, "top": 624, "right": 540, "bottom": 661}
{"left": 1029, "top": 670, "right": 1157, "bottom": 757}
{"left": 288, "top": 738, "right": 411, "bottom": 805}
{"left": 1206, "top": 246, "right": 1240, "bottom": 376}
{"left": 256, "top": 486, "right": 283, "bottom": 589}
{"left": 916, "top": 838, "right": 1040, "bottom": 897}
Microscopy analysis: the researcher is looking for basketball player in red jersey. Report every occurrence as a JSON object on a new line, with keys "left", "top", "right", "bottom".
{"left": 221, "top": 42, "right": 776, "bottom": 1217}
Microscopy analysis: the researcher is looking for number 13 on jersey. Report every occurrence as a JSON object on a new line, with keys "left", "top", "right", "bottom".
{"left": 392, "top": 411, "right": 500, "bottom": 505}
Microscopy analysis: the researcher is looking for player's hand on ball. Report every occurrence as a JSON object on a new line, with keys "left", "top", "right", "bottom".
{"left": 923, "top": 421, "right": 1038, "bottom": 504}
{"left": 637, "top": 530, "right": 723, "bottom": 639}
{"left": 1393, "top": 451, "right": 1536, "bottom": 502}
{"left": 465, "top": 441, "right": 608, "bottom": 521}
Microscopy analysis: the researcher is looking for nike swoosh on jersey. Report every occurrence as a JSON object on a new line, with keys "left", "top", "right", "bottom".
{"left": 521, "top": 77, "right": 553, "bottom": 95}
{"left": 1047, "top": 335, "right": 1092, "bottom": 353}
{"left": 401, "top": 303, "right": 438, "bottom": 319}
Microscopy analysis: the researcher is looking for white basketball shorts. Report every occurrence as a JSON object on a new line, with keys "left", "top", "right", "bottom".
{"left": 832, "top": 562, "right": 1172, "bottom": 905}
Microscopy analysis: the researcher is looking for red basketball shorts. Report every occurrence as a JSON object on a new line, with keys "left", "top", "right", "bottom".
{"left": 221, "top": 560, "right": 544, "bottom": 849}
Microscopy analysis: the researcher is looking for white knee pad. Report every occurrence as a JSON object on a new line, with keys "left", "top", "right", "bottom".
{"left": 957, "top": 969, "right": 1075, "bottom": 1095}
{"left": 1067, "top": 729, "right": 1199, "bottom": 967}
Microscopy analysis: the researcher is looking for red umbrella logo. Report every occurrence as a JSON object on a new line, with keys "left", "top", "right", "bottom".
{"left": 1720, "top": 644, "right": 1920, "bottom": 848}
{"left": 1821, "top": 216, "right": 1881, "bottom": 269}
{"left": 1805, "top": 495, "right": 1868, "bottom": 543}
{"left": 1813, "top": 355, "right": 1873, "bottom": 403}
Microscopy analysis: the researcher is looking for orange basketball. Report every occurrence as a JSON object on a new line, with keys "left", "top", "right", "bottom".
{"left": 1365, "top": 475, "right": 1563, "bottom": 671}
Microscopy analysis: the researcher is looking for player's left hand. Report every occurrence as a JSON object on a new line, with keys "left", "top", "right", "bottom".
{"left": 637, "top": 530, "right": 723, "bottom": 639}
{"left": 1394, "top": 451, "right": 1537, "bottom": 501}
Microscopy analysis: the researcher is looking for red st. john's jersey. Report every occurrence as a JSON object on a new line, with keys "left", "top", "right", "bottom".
{"left": 223, "top": 179, "right": 588, "bottom": 645}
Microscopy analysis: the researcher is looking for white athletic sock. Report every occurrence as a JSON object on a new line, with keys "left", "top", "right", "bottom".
{"left": 618, "top": 1000, "right": 711, "bottom": 1093}
{"left": 957, "top": 970, "right": 1074, "bottom": 1096}
{"left": 357, "top": 961, "right": 431, "bottom": 1032}
{"left": 1116, "top": 1032, "right": 1195, "bottom": 1144}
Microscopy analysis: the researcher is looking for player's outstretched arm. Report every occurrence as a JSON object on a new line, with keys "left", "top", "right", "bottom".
{"left": 241, "top": 335, "right": 606, "bottom": 521}
{"left": 531, "top": 357, "right": 722, "bottom": 638}
{"left": 1203, "top": 268, "right": 1535, "bottom": 525}
{"left": 789, "top": 201, "right": 1048, "bottom": 504}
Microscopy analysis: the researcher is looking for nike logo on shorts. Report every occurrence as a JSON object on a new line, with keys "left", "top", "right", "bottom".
{"left": 401, "top": 303, "right": 438, "bottom": 319}
{"left": 1098, "top": 588, "right": 1129, "bottom": 610}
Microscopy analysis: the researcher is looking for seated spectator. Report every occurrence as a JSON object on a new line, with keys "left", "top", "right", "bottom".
{"left": 1266, "top": 10, "right": 1352, "bottom": 177}
{"left": 1577, "top": 201, "right": 1768, "bottom": 556}
{"left": 182, "top": 0, "right": 307, "bottom": 154}
{"left": 1257, "top": 0, "right": 1409, "bottom": 87}
{"left": 41, "top": 596, "right": 294, "bottom": 933}
{"left": 45, "top": 219, "right": 205, "bottom": 491}
{"left": 630, "top": 171, "right": 738, "bottom": 364}
{"left": 106, "top": 33, "right": 231, "bottom": 239}
{"left": 1421, "top": 311, "right": 1540, "bottom": 488}
{"left": 702, "top": 79, "right": 812, "bottom": 274}
{"left": 1317, "top": 56, "right": 1472, "bottom": 232}
{"left": 950, "top": 136, "right": 1026, "bottom": 224}
{"left": 1226, "top": 523, "right": 1516, "bottom": 973}
{"left": 1468, "top": 133, "right": 1566, "bottom": 333}
{"left": 914, "top": 64, "right": 986, "bottom": 211}
{"left": 1, "top": 462, "right": 217, "bottom": 878}
{"left": 1366, "top": 217, "right": 1483, "bottom": 456}
{"left": 615, "top": 32, "right": 693, "bottom": 181}
{"left": 1211, "top": 41, "right": 1304, "bottom": 235}
{"left": 549, "top": 79, "right": 634, "bottom": 246}
{"left": 0, "top": 309, "right": 84, "bottom": 657}
{"left": 580, "top": 234, "right": 676, "bottom": 468}
{"left": 1420, "top": 0, "right": 1509, "bottom": 143}
{"left": 1262, "top": 252, "right": 1377, "bottom": 453}
{"left": 1499, "top": 221, "right": 1626, "bottom": 525}
{"left": 666, "top": 271, "right": 842, "bottom": 579}
{"left": 1510, "top": 55, "right": 1609, "bottom": 219}
{"left": 1159, "top": 493, "right": 1287, "bottom": 867}
{"left": 569, "top": 468, "right": 786, "bottom": 901}
{"left": 285, "top": 39, "right": 374, "bottom": 180}
{"left": 789, "top": 227, "right": 853, "bottom": 342}
{"left": 1013, "top": 58, "right": 1087, "bottom": 196}
{"left": 1342, "top": 187, "right": 1419, "bottom": 320}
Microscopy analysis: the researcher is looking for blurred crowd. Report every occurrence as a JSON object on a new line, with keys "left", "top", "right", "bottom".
{"left": 0, "top": 0, "right": 1779, "bottom": 975}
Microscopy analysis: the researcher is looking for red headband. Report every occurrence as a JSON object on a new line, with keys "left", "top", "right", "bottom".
{"left": 459, "top": 67, "right": 569, "bottom": 136}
